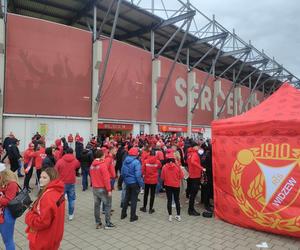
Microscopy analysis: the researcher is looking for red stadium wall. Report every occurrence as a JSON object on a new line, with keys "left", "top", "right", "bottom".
{"left": 157, "top": 57, "right": 187, "bottom": 124}
{"left": 99, "top": 39, "right": 151, "bottom": 121}
{"left": 5, "top": 14, "right": 92, "bottom": 117}
{"left": 4, "top": 14, "right": 265, "bottom": 126}
{"left": 192, "top": 69, "right": 214, "bottom": 125}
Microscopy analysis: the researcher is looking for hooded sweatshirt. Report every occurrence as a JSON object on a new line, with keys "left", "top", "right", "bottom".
{"left": 89, "top": 159, "right": 111, "bottom": 191}
{"left": 25, "top": 179, "right": 65, "bottom": 250}
{"left": 142, "top": 156, "right": 161, "bottom": 184}
{"left": 161, "top": 162, "right": 184, "bottom": 188}
{"left": 187, "top": 148, "right": 204, "bottom": 179}
{"left": 55, "top": 154, "right": 80, "bottom": 184}
{"left": 0, "top": 181, "right": 18, "bottom": 223}
{"left": 121, "top": 155, "right": 144, "bottom": 188}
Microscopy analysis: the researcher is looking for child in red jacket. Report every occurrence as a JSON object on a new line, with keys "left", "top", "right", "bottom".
{"left": 161, "top": 149, "right": 184, "bottom": 222}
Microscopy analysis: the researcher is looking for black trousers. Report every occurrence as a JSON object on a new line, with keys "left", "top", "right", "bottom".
{"left": 23, "top": 164, "right": 34, "bottom": 189}
{"left": 186, "top": 178, "right": 191, "bottom": 198}
{"left": 165, "top": 186, "right": 180, "bottom": 216}
{"left": 188, "top": 178, "right": 200, "bottom": 211}
{"left": 143, "top": 184, "right": 156, "bottom": 209}
{"left": 121, "top": 183, "right": 139, "bottom": 219}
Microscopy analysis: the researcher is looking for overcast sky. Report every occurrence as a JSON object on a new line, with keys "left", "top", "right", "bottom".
{"left": 189, "top": 0, "right": 300, "bottom": 79}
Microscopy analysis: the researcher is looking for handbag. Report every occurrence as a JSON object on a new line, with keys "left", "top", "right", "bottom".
{"left": 200, "top": 170, "right": 208, "bottom": 186}
{"left": 7, "top": 184, "right": 32, "bottom": 218}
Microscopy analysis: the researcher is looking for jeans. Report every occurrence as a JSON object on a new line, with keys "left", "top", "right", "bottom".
{"left": 0, "top": 209, "right": 16, "bottom": 250}
{"left": 188, "top": 178, "right": 200, "bottom": 211}
{"left": 143, "top": 184, "right": 156, "bottom": 210}
{"left": 64, "top": 184, "right": 76, "bottom": 215}
{"left": 156, "top": 169, "right": 163, "bottom": 193}
{"left": 81, "top": 167, "right": 90, "bottom": 190}
{"left": 121, "top": 182, "right": 126, "bottom": 206}
{"left": 121, "top": 183, "right": 139, "bottom": 219}
{"left": 17, "top": 159, "right": 23, "bottom": 176}
{"left": 93, "top": 188, "right": 111, "bottom": 225}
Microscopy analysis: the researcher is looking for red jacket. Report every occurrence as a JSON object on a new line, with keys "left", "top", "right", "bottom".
{"left": 89, "top": 159, "right": 111, "bottom": 191}
{"left": 0, "top": 181, "right": 18, "bottom": 223}
{"left": 187, "top": 149, "right": 204, "bottom": 179}
{"left": 25, "top": 179, "right": 65, "bottom": 250}
{"left": 155, "top": 150, "right": 164, "bottom": 161}
{"left": 141, "top": 151, "right": 150, "bottom": 165}
{"left": 67, "top": 134, "right": 73, "bottom": 143}
{"left": 55, "top": 154, "right": 80, "bottom": 184}
{"left": 105, "top": 154, "right": 116, "bottom": 179}
{"left": 24, "top": 148, "right": 36, "bottom": 164}
{"left": 161, "top": 162, "right": 184, "bottom": 188}
{"left": 142, "top": 156, "right": 161, "bottom": 184}
{"left": 35, "top": 147, "right": 46, "bottom": 170}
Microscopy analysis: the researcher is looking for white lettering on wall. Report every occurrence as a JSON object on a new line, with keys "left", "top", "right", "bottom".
{"left": 174, "top": 77, "right": 261, "bottom": 115}
{"left": 174, "top": 77, "right": 186, "bottom": 108}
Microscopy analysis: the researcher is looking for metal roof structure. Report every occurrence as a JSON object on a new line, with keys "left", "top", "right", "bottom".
{"left": 1, "top": 0, "right": 299, "bottom": 109}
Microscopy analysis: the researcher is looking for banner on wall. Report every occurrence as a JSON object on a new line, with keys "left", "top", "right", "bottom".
{"left": 39, "top": 123, "right": 48, "bottom": 136}
{"left": 212, "top": 83, "right": 300, "bottom": 238}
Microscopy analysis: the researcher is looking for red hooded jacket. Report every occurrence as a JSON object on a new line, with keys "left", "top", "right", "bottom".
{"left": 142, "top": 156, "right": 162, "bottom": 184}
{"left": 35, "top": 147, "right": 46, "bottom": 170}
{"left": 24, "top": 148, "right": 36, "bottom": 165}
{"left": 55, "top": 154, "right": 80, "bottom": 184}
{"left": 104, "top": 153, "right": 116, "bottom": 179}
{"left": 89, "top": 159, "right": 111, "bottom": 191}
{"left": 187, "top": 148, "right": 204, "bottom": 179}
{"left": 25, "top": 179, "right": 65, "bottom": 250}
{"left": 161, "top": 162, "right": 184, "bottom": 188}
{"left": 0, "top": 181, "right": 18, "bottom": 223}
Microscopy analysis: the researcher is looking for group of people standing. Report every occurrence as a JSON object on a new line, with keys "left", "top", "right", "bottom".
{"left": 0, "top": 132, "right": 213, "bottom": 250}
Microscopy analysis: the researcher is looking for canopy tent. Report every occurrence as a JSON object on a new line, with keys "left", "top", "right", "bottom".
{"left": 212, "top": 83, "right": 300, "bottom": 238}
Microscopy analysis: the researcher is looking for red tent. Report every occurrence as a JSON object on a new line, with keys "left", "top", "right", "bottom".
{"left": 212, "top": 83, "right": 300, "bottom": 238}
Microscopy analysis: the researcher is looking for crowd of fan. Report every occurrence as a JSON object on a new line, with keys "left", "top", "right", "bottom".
{"left": 0, "top": 131, "right": 213, "bottom": 249}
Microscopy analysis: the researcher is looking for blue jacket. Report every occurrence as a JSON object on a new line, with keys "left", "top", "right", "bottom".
{"left": 121, "top": 156, "right": 144, "bottom": 188}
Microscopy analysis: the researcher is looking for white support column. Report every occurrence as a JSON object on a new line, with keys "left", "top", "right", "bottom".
{"left": 187, "top": 70, "right": 195, "bottom": 137}
{"left": 0, "top": 17, "right": 5, "bottom": 138}
{"left": 91, "top": 40, "right": 102, "bottom": 137}
{"left": 150, "top": 59, "right": 160, "bottom": 135}
{"left": 213, "top": 79, "right": 223, "bottom": 120}
{"left": 233, "top": 86, "right": 241, "bottom": 116}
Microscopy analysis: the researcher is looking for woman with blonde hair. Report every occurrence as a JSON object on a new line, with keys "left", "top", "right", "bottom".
{"left": 25, "top": 167, "right": 65, "bottom": 250}
{"left": 0, "top": 163, "right": 18, "bottom": 250}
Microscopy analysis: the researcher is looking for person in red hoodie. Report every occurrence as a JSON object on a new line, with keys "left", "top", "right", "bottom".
{"left": 0, "top": 164, "right": 18, "bottom": 250}
{"left": 161, "top": 149, "right": 184, "bottom": 222}
{"left": 53, "top": 139, "right": 63, "bottom": 162}
{"left": 25, "top": 167, "right": 65, "bottom": 250}
{"left": 23, "top": 143, "right": 36, "bottom": 191}
{"left": 90, "top": 150, "right": 115, "bottom": 230}
{"left": 187, "top": 141, "right": 205, "bottom": 216}
{"left": 55, "top": 148, "right": 80, "bottom": 221}
{"left": 140, "top": 149, "right": 161, "bottom": 214}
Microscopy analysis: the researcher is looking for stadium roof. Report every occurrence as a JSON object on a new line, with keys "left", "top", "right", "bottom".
{"left": 3, "top": 0, "right": 300, "bottom": 94}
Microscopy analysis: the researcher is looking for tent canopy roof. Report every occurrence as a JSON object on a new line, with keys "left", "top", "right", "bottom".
{"left": 212, "top": 83, "right": 300, "bottom": 137}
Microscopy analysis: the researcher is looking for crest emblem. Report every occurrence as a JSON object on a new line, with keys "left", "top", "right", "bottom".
{"left": 231, "top": 143, "right": 300, "bottom": 232}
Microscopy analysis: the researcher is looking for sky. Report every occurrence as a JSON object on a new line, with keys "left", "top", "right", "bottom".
{"left": 188, "top": 0, "right": 300, "bottom": 79}
{"left": 139, "top": 0, "right": 300, "bottom": 80}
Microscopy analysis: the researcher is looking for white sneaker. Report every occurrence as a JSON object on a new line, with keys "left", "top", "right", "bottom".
{"left": 175, "top": 215, "right": 181, "bottom": 222}
{"left": 168, "top": 215, "right": 172, "bottom": 222}
{"left": 68, "top": 214, "right": 74, "bottom": 221}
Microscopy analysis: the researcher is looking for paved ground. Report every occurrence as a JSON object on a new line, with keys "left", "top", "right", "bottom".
{"left": 1, "top": 177, "right": 299, "bottom": 250}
